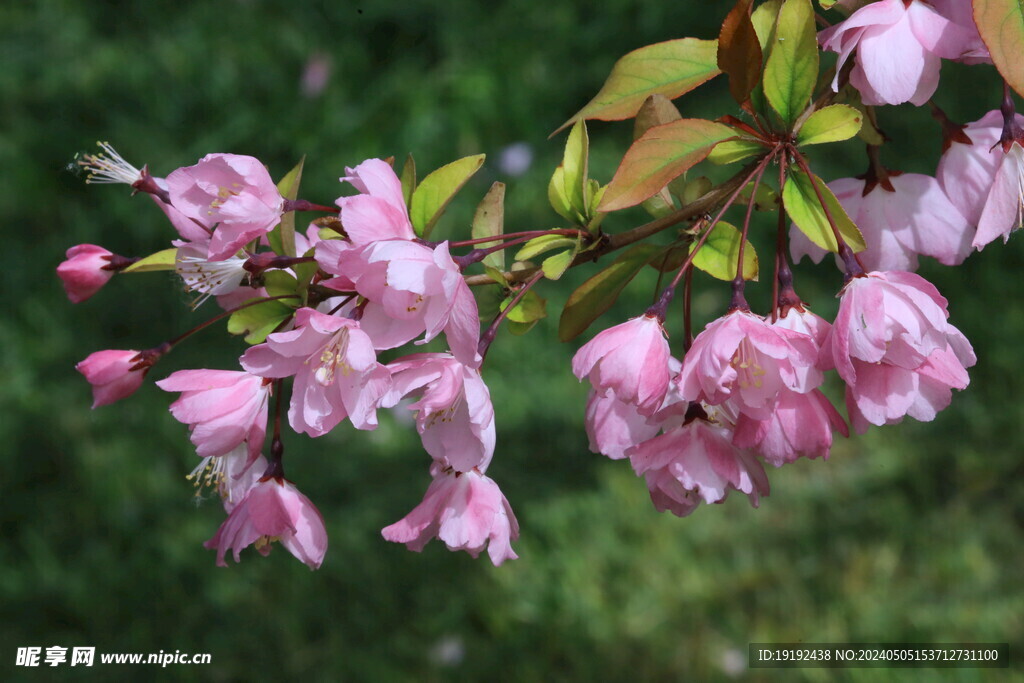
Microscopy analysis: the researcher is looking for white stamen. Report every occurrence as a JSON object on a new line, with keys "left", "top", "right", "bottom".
{"left": 77, "top": 141, "right": 143, "bottom": 185}
{"left": 176, "top": 254, "right": 247, "bottom": 308}
{"left": 312, "top": 329, "right": 352, "bottom": 386}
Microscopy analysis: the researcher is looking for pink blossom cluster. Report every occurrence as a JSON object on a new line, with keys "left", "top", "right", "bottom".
{"left": 65, "top": 152, "right": 517, "bottom": 569}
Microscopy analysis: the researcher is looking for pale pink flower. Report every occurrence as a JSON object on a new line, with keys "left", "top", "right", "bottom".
{"left": 174, "top": 238, "right": 249, "bottom": 307}
{"left": 385, "top": 353, "right": 495, "bottom": 473}
{"left": 819, "top": 0, "right": 979, "bottom": 106}
{"left": 937, "top": 110, "right": 1024, "bottom": 249}
{"left": 382, "top": 466, "right": 519, "bottom": 566}
{"left": 572, "top": 315, "right": 671, "bottom": 416}
{"left": 240, "top": 308, "right": 390, "bottom": 436}
{"left": 324, "top": 239, "right": 481, "bottom": 367}
{"left": 166, "top": 153, "right": 284, "bottom": 261}
{"left": 204, "top": 476, "right": 328, "bottom": 569}
{"left": 821, "top": 271, "right": 975, "bottom": 385}
{"left": 929, "top": 0, "right": 990, "bottom": 64}
{"left": 57, "top": 244, "right": 115, "bottom": 303}
{"left": 156, "top": 369, "right": 271, "bottom": 462}
{"left": 335, "top": 158, "right": 416, "bottom": 244}
{"left": 628, "top": 414, "right": 769, "bottom": 517}
{"left": 75, "top": 349, "right": 147, "bottom": 408}
{"left": 677, "top": 310, "right": 821, "bottom": 419}
{"left": 845, "top": 344, "right": 972, "bottom": 432}
{"left": 733, "top": 389, "right": 848, "bottom": 466}
{"left": 584, "top": 391, "right": 660, "bottom": 460}
{"left": 185, "top": 444, "right": 268, "bottom": 513}
{"left": 789, "top": 175, "right": 972, "bottom": 271}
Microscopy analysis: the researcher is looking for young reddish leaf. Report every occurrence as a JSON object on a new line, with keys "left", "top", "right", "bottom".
{"left": 558, "top": 244, "right": 662, "bottom": 341}
{"left": 763, "top": 0, "right": 818, "bottom": 127}
{"left": 472, "top": 182, "right": 506, "bottom": 269}
{"left": 974, "top": 0, "right": 1024, "bottom": 99}
{"left": 121, "top": 248, "right": 178, "bottom": 273}
{"left": 599, "top": 119, "right": 734, "bottom": 212}
{"left": 718, "top": 0, "right": 763, "bottom": 106}
{"left": 554, "top": 38, "right": 721, "bottom": 133}
{"left": 410, "top": 154, "right": 485, "bottom": 238}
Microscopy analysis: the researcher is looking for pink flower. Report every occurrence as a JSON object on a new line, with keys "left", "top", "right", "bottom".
{"left": 677, "top": 310, "right": 821, "bottom": 419}
{"left": 166, "top": 153, "right": 284, "bottom": 261}
{"left": 57, "top": 244, "right": 115, "bottom": 303}
{"left": 628, "top": 413, "right": 769, "bottom": 517}
{"left": 323, "top": 239, "right": 481, "bottom": 367}
{"left": 789, "top": 175, "right": 972, "bottom": 272}
{"left": 174, "top": 238, "right": 249, "bottom": 307}
{"left": 584, "top": 391, "right": 660, "bottom": 460}
{"left": 204, "top": 476, "right": 328, "bottom": 569}
{"left": 929, "top": 0, "right": 990, "bottom": 64}
{"left": 335, "top": 158, "right": 416, "bottom": 244}
{"left": 821, "top": 271, "right": 974, "bottom": 385}
{"left": 937, "top": 110, "right": 1024, "bottom": 249}
{"left": 844, "top": 344, "right": 972, "bottom": 432}
{"left": 187, "top": 445, "right": 268, "bottom": 513}
{"left": 75, "top": 349, "right": 147, "bottom": 408}
{"left": 382, "top": 466, "right": 519, "bottom": 566}
{"left": 733, "top": 389, "right": 848, "bottom": 466}
{"left": 572, "top": 315, "right": 671, "bottom": 416}
{"left": 385, "top": 353, "right": 495, "bottom": 472}
{"left": 819, "top": 0, "right": 979, "bottom": 106}
{"left": 240, "top": 308, "right": 390, "bottom": 436}
{"left": 156, "top": 369, "right": 271, "bottom": 462}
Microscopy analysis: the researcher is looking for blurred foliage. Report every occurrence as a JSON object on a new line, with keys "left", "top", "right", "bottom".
{"left": 1, "top": 0, "right": 1021, "bottom": 680}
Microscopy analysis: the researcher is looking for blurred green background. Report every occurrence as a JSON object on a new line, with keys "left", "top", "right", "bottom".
{"left": 2, "top": 0, "right": 1021, "bottom": 680}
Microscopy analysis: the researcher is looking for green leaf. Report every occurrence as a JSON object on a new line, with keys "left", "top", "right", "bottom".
{"left": 783, "top": 167, "right": 866, "bottom": 253}
{"left": 472, "top": 182, "right": 506, "bottom": 269}
{"left": 514, "top": 234, "right": 577, "bottom": 262}
{"left": 749, "top": 0, "right": 783, "bottom": 116}
{"left": 633, "top": 94, "right": 682, "bottom": 140}
{"left": 689, "top": 221, "right": 758, "bottom": 281}
{"left": 555, "top": 38, "right": 721, "bottom": 132}
{"left": 271, "top": 157, "right": 305, "bottom": 257}
{"left": 121, "top": 248, "right": 178, "bottom": 273}
{"left": 293, "top": 247, "right": 320, "bottom": 299}
{"left": 678, "top": 176, "right": 713, "bottom": 205}
{"left": 548, "top": 166, "right": 577, "bottom": 223}
{"left": 562, "top": 120, "right": 590, "bottom": 218}
{"left": 706, "top": 138, "right": 768, "bottom": 165}
{"left": 483, "top": 265, "right": 508, "bottom": 286}
{"left": 586, "top": 180, "right": 607, "bottom": 232}
{"left": 796, "top": 104, "right": 862, "bottom": 146}
{"left": 599, "top": 119, "right": 734, "bottom": 212}
{"left": 410, "top": 154, "right": 485, "bottom": 238}
{"left": 641, "top": 189, "right": 677, "bottom": 218}
{"left": 501, "top": 290, "right": 547, "bottom": 324}
{"left": 973, "top": 0, "right": 1024, "bottom": 99}
{"left": 763, "top": 0, "right": 818, "bottom": 127}
{"left": 718, "top": 0, "right": 763, "bottom": 106}
{"left": 400, "top": 154, "right": 416, "bottom": 208}
{"left": 262, "top": 270, "right": 298, "bottom": 298}
{"left": 542, "top": 249, "right": 575, "bottom": 280}
{"left": 227, "top": 298, "right": 296, "bottom": 345}
{"left": 558, "top": 244, "right": 662, "bottom": 342}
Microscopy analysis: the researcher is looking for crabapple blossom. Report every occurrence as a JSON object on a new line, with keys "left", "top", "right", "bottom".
{"left": 75, "top": 349, "right": 148, "bottom": 408}
{"left": 936, "top": 110, "right": 1024, "bottom": 249}
{"left": 677, "top": 310, "right": 821, "bottom": 419}
{"left": 789, "top": 175, "right": 972, "bottom": 271}
{"left": 240, "top": 308, "right": 390, "bottom": 435}
{"left": 204, "top": 476, "right": 328, "bottom": 569}
{"left": 819, "top": 0, "right": 981, "bottom": 106}
{"left": 571, "top": 314, "right": 671, "bottom": 416}
{"left": 156, "top": 369, "right": 271, "bottom": 462}
{"left": 381, "top": 465, "right": 519, "bottom": 566}
{"left": 57, "top": 244, "right": 115, "bottom": 303}
{"left": 187, "top": 445, "right": 269, "bottom": 513}
{"left": 584, "top": 391, "right": 660, "bottom": 460}
{"left": 335, "top": 158, "right": 416, "bottom": 244}
{"left": 165, "top": 153, "right": 284, "bottom": 261}
{"left": 628, "top": 407, "right": 769, "bottom": 517}
{"left": 385, "top": 353, "right": 495, "bottom": 473}
{"left": 174, "top": 237, "right": 250, "bottom": 307}
{"left": 733, "top": 389, "right": 848, "bottom": 466}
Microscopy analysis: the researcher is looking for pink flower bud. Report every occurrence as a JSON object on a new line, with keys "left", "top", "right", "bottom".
{"left": 75, "top": 349, "right": 146, "bottom": 408}
{"left": 57, "top": 244, "right": 114, "bottom": 303}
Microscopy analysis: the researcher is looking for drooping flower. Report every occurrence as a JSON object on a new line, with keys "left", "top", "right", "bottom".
{"left": 572, "top": 315, "right": 672, "bottom": 416}
{"left": 174, "top": 238, "right": 249, "bottom": 307}
{"left": 677, "top": 310, "right": 821, "bottom": 419}
{"left": 240, "top": 307, "right": 390, "bottom": 436}
{"left": 385, "top": 353, "right": 495, "bottom": 473}
{"left": 381, "top": 465, "right": 519, "bottom": 566}
{"left": 628, "top": 409, "right": 769, "bottom": 517}
{"left": 819, "top": 0, "right": 982, "bottom": 106}
{"left": 584, "top": 391, "right": 661, "bottom": 460}
{"left": 204, "top": 476, "right": 328, "bottom": 569}
{"left": 937, "top": 110, "right": 1024, "bottom": 249}
{"left": 165, "top": 153, "right": 284, "bottom": 261}
{"left": 156, "top": 369, "right": 271, "bottom": 462}
{"left": 57, "top": 244, "right": 115, "bottom": 303}
{"left": 733, "top": 389, "right": 848, "bottom": 466}
{"left": 186, "top": 445, "right": 268, "bottom": 513}
{"left": 75, "top": 349, "right": 148, "bottom": 408}
{"left": 789, "top": 174, "right": 972, "bottom": 272}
